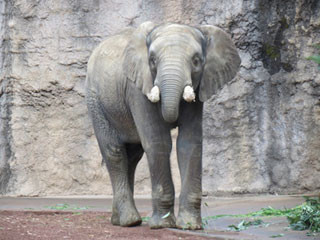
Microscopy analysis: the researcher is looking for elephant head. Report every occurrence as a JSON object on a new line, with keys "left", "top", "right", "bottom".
{"left": 124, "top": 22, "right": 241, "bottom": 123}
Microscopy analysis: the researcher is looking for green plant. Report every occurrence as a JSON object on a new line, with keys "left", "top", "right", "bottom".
{"left": 97, "top": 215, "right": 107, "bottom": 220}
{"left": 306, "top": 44, "right": 320, "bottom": 69}
{"left": 44, "top": 203, "right": 91, "bottom": 211}
{"left": 202, "top": 196, "right": 320, "bottom": 236}
{"left": 202, "top": 205, "right": 301, "bottom": 222}
{"left": 287, "top": 196, "right": 320, "bottom": 233}
{"left": 72, "top": 212, "right": 82, "bottom": 215}
{"left": 270, "top": 233, "right": 284, "bottom": 238}
{"left": 306, "top": 55, "right": 320, "bottom": 65}
{"left": 202, "top": 218, "right": 209, "bottom": 227}
{"left": 141, "top": 216, "right": 150, "bottom": 222}
{"left": 143, "top": 196, "right": 320, "bottom": 236}
{"left": 264, "top": 43, "right": 280, "bottom": 60}
{"left": 142, "top": 212, "right": 170, "bottom": 223}
{"left": 228, "top": 219, "right": 264, "bottom": 231}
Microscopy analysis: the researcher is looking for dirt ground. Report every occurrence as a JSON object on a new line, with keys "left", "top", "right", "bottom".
{"left": 1, "top": 195, "right": 318, "bottom": 240}
{"left": 0, "top": 211, "right": 213, "bottom": 240}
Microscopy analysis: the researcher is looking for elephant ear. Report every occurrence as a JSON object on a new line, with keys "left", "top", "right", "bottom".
{"left": 123, "top": 22, "right": 156, "bottom": 96}
{"left": 199, "top": 25, "right": 241, "bottom": 102}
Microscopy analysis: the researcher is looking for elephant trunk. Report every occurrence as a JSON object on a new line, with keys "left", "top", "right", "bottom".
{"left": 158, "top": 62, "right": 188, "bottom": 123}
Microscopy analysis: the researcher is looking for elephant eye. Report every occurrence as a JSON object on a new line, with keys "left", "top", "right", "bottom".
{"left": 192, "top": 54, "right": 202, "bottom": 70}
{"left": 149, "top": 55, "right": 157, "bottom": 68}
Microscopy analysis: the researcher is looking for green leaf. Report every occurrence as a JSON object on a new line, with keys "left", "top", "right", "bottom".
{"left": 203, "top": 196, "right": 320, "bottom": 234}
{"left": 312, "top": 44, "right": 320, "bottom": 50}
{"left": 44, "top": 203, "right": 91, "bottom": 211}
{"left": 306, "top": 55, "right": 320, "bottom": 64}
{"left": 270, "top": 233, "right": 284, "bottom": 238}
{"left": 228, "top": 219, "right": 264, "bottom": 231}
{"left": 202, "top": 218, "right": 209, "bottom": 227}
{"left": 287, "top": 196, "right": 320, "bottom": 233}
{"left": 141, "top": 216, "right": 150, "bottom": 222}
{"left": 72, "top": 212, "right": 82, "bottom": 215}
{"left": 228, "top": 224, "right": 241, "bottom": 231}
{"left": 45, "top": 203, "right": 70, "bottom": 210}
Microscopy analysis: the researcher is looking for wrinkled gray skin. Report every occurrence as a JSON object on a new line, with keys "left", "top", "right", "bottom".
{"left": 86, "top": 22, "right": 240, "bottom": 229}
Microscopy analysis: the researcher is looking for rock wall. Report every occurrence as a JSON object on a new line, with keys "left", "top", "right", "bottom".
{"left": 0, "top": 0, "right": 319, "bottom": 196}
{"left": 0, "top": 0, "right": 12, "bottom": 193}
{"left": 203, "top": 0, "right": 320, "bottom": 195}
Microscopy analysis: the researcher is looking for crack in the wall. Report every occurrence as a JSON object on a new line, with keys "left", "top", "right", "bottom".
{"left": 258, "top": 0, "right": 294, "bottom": 75}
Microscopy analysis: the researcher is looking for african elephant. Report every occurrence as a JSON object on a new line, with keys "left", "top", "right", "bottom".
{"left": 86, "top": 22, "right": 240, "bottom": 229}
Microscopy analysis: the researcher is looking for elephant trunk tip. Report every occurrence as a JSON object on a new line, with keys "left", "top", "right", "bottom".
{"left": 147, "top": 86, "right": 160, "bottom": 103}
{"left": 162, "top": 109, "right": 179, "bottom": 123}
{"left": 183, "top": 85, "right": 196, "bottom": 102}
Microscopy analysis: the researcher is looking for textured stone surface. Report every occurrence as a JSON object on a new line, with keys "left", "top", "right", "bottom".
{"left": 0, "top": 0, "right": 12, "bottom": 193}
{"left": 203, "top": 0, "right": 320, "bottom": 195}
{"left": 0, "top": 0, "right": 319, "bottom": 196}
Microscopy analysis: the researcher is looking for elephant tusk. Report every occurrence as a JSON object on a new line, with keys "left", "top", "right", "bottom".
{"left": 147, "top": 86, "right": 160, "bottom": 103}
{"left": 183, "top": 85, "right": 196, "bottom": 102}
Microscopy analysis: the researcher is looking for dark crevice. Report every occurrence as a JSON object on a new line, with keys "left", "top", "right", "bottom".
{"left": 258, "top": 0, "right": 296, "bottom": 75}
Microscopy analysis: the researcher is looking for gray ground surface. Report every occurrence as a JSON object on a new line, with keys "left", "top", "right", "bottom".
{"left": 0, "top": 195, "right": 318, "bottom": 240}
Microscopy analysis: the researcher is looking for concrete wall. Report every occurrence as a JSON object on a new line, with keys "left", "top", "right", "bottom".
{"left": 0, "top": 0, "right": 319, "bottom": 196}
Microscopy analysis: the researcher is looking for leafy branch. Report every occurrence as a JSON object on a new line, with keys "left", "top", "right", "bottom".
{"left": 203, "top": 196, "right": 320, "bottom": 235}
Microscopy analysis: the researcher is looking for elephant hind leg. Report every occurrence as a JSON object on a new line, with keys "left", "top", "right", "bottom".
{"left": 98, "top": 136, "right": 142, "bottom": 227}
{"left": 126, "top": 143, "right": 144, "bottom": 194}
{"left": 87, "top": 97, "right": 141, "bottom": 227}
{"left": 104, "top": 143, "right": 142, "bottom": 227}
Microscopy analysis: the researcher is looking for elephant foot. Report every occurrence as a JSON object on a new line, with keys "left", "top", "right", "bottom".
{"left": 111, "top": 203, "right": 142, "bottom": 227}
{"left": 148, "top": 211, "right": 176, "bottom": 229}
{"left": 176, "top": 210, "right": 203, "bottom": 230}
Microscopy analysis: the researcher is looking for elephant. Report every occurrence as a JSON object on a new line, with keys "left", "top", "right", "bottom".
{"left": 85, "top": 22, "right": 240, "bottom": 230}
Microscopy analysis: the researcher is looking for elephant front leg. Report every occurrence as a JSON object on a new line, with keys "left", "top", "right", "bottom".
{"left": 146, "top": 143, "right": 176, "bottom": 229}
{"left": 129, "top": 86, "right": 176, "bottom": 229}
{"left": 176, "top": 103, "right": 203, "bottom": 230}
{"left": 176, "top": 140, "right": 202, "bottom": 230}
